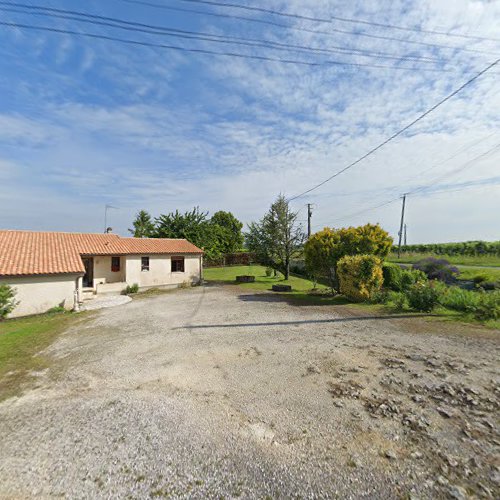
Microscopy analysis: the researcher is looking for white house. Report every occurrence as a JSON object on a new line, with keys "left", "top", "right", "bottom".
{"left": 0, "top": 230, "right": 203, "bottom": 318}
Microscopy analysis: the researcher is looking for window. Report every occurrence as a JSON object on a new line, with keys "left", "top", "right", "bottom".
{"left": 171, "top": 256, "right": 185, "bottom": 272}
{"left": 141, "top": 256, "right": 150, "bottom": 271}
{"left": 111, "top": 256, "right": 120, "bottom": 272}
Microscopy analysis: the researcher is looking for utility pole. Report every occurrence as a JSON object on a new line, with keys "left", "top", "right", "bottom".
{"left": 307, "top": 203, "right": 313, "bottom": 238}
{"left": 404, "top": 224, "right": 407, "bottom": 246}
{"left": 397, "top": 195, "right": 407, "bottom": 258}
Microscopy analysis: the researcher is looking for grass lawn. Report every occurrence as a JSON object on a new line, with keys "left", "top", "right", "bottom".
{"left": 389, "top": 252, "right": 500, "bottom": 267}
{"left": 0, "top": 311, "right": 82, "bottom": 401}
{"left": 455, "top": 266, "right": 500, "bottom": 283}
{"left": 204, "top": 265, "right": 349, "bottom": 305}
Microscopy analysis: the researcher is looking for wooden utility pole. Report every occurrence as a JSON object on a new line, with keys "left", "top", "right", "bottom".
{"left": 307, "top": 203, "right": 313, "bottom": 238}
{"left": 397, "top": 195, "right": 407, "bottom": 258}
{"left": 404, "top": 224, "right": 407, "bottom": 246}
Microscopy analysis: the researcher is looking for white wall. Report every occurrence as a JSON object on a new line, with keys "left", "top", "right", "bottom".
{"left": 92, "top": 256, "right": 125, "bottom": 286}
{"left": 125, "top": 254, "right": 201, "bottom": 288}
{"left": 0, "top": 274, "right": 80, "bottom": 318}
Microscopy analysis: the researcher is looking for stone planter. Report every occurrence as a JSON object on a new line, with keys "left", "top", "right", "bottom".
{"left": 236, "top": 275, "right": 255, "bottom": 283}
{"left": 272, "top": 284, "right": 292, "bottom": 292}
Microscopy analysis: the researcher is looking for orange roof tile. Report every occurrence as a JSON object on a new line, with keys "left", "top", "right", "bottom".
{"left": 0, "top": 230, "right": 203, "bottom": 277}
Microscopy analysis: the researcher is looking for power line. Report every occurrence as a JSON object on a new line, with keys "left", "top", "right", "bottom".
{"left": 117, "top": 0, "right": 500, "bottom": 57}
{"left": 318, "top": 144, "right": 500, "bottom": 225}
{"left": 0, "top": 3, "right": 445, "bottom": 64}
{"left": 178, "top": 0, "right": 500, "bottom": 44}
{"left": 0, "top": 20, "right": 455, "bottom": 72}
{"left": 288, "top": 57, "right": 500, "bottom": 201}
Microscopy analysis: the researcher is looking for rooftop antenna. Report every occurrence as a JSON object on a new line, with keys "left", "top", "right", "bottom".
{"left": 104, "top": 204, "right": 119, "bottom": 233}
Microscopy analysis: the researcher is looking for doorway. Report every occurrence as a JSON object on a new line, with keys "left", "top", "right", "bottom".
{"left": 82, "top": 257, "right": 94, "bottom": 288}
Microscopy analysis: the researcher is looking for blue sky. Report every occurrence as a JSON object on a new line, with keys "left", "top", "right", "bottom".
{"left": 0, "top": 0, "right": 499, "bottom": 243}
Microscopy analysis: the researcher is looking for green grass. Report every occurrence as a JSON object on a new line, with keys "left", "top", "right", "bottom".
{"left": 389, "top": 252, "right": 500, "bottom": 267}
{"left": 0, "top": 311, "right": 81, "bottom": 401}
{"left": 455, "top": 266, "right": 500, "bottom": 283}
{"left": 204, "top": 265, "right": 349, "bottom": 305}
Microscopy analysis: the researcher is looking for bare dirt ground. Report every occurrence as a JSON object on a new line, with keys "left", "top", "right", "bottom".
{"left": 0, "top": 285, "right": 498, "bottom": 499}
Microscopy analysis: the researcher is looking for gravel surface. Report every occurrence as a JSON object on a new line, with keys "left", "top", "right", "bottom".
{"left": 80, "top": 294, "right": 132, "bottom": 311}
{"left": 0, "top": 285, "right": 499, "bottom": 498}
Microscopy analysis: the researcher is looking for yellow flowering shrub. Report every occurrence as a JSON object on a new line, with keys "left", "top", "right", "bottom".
{"left": 337, "top": 254, "right": 383, "bottom": 302}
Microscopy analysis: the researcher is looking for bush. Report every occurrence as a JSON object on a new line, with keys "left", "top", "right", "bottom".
{"left": 413, "top": 257, "right": 459, "bottom": 283}
{"left": 439, "top": 286, "right": 481, "bottom": 313}
{"left": 0, "top": 284, "right": 18, "bottom": 319}
{"left": 406, "top": 281, "right": 439, "bottom": 312}
{"left": 337, "top": 255, "right": 383, "bottom": 302}
{"left": 123, "top": 283, "right": 139, "bottom": 295}
{"left": 478, "top": 281, "right": 500, "bottom": 291}
{"left": 469, "top": 291, "right": 500, "bottom": 321}
{"left": 265, "top": 267, "right": 274, "bottom": 277}
{"left": 382, "top": 264, "right": 426, "bottom": 291}
{"left": 46, "top": 306, "right": 66, "bottom": 314}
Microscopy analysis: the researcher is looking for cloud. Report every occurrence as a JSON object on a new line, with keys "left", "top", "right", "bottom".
{"left": 0, "top": 0, "right": 499, "bottom": 243}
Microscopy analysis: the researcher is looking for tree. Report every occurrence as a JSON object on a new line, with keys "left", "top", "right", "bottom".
{"left": 210, "top": 211, "right": 244, "bottom": 253}
{"left": 304, "top": 223, "right": 393, "bottom": 291}
{"left": 154, "top": 207, "right": 223, "bottom": 260}
{"left": 246, "top": 195, "right": 305, "bottom": 279}
{"left": 0, "top": 284, "right": 17, "bottom": 319}
{"left": 129, "top": 210, "right": 155, "bottom": 238}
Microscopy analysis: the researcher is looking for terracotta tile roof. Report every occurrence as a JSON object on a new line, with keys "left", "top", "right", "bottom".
{"left": 0, "top": 230, "right": 203, "bottom": 277}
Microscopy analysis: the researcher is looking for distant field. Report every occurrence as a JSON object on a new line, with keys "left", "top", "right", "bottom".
{"left": 389, "top": 252, "right": 500, "bottom": 267}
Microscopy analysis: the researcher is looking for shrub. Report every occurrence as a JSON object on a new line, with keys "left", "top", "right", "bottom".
{"left": 472, "top": 274, "right": 489, "bottom": 286}
{"left": 47, "top": 306, "right": 66, "bottom": 314}
{"left": 337, "top": 255, "right": 383, "bottom": 302}
{"left": 0, "top": 284, "right": 18, "bottom": 319}
{"left": 389, "top": 291, "right": 409, "bottom": 311}
{"left": 123, "top": 283, "right": 139, "bottom": 295}
{"left": 265, "top": 267, "right": 274, "bottom": 277}
{"left": 439, "top": 286, "right": 481, "bottom": 313}
{"left": 383, "top": 264, "right": 426, "bottom": 291}
{"left": 413, "top": 257, "right": 459, "bottom": 283}
{"left": 478, "top": 281, "right": 500, "bottom": 291}
{"left": 405, "top": 281, "right": 439, "bottom": 312}
{"left": 469, "top": 291, "right": 500, "bottom": 321}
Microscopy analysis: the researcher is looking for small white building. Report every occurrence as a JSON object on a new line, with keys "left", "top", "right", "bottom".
{"left": 0, "top": 230, "right": 203, "bottom": 318}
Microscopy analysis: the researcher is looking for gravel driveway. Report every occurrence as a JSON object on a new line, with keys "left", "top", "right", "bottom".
{"left": 0, "top": 285, "right": 498, "bottom": 499}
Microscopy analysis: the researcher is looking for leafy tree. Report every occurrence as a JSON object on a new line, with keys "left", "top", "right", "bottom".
{"left": 304, "top": 223, "right": 393, "bottom": 291}
{"left": 246, "top": 195, "right": 305, "bottom": 279}
{"left": 129, "top": 210, "right": 155, "bottom": 238}
{"left": 0, "top": 284, "right": 18, "bottom": 319}
{"left": 210, "top": 211, "right": 244, "bottom": 253}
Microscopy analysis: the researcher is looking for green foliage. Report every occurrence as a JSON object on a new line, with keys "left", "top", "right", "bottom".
{"left": 382, "top": 264, "right": 427, "bottom": 292}
{"left": 398, "top": 240, "right": 500, "bottom": 257}
{"left": 46, "top": 306, "right": 66, "bottom": 314}
{"left": 469, "top": 291, "right": 500, "bottom": 321}
{"left": 265, "top": 267, "right": 273, "bottom": 277}
{"left": 305, "top": 224, "right": 392, "bottom": 291}
{"left": 123, "top": 283, "right": 139, "bottom": 295}
{"left": 210, "top": 211, "right": 244, "bottom": 253}
{"left": 129, "top": 210, "right": 155, "bottom": 238}
{"left": 405, "top": 281, "right": 439, "bottom": 312}
{"left": 246, "top": 195, "right": 305, "bottom": 279}
{"left": 337, "top": 254, "right": 383, "bottom": 302}
{"left": 0, "top": 284, "right": 18, "bottom": 319}
{"left": 153, "top": 207, "right": 244, "bottom": 261}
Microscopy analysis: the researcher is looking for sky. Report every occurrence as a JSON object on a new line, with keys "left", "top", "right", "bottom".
{"left": 0, "top": 0, "right": 499, "bottom": 243}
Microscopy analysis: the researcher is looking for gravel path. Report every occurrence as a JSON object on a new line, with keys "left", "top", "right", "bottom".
{"left": 0, "top": 285, "right": 498, "bottom": 498}
{"left": 80, "top": 294, "right": 132, "bottom": 311}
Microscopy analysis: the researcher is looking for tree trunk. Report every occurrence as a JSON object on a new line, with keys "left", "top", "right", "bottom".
{"left": 284, "top": 257, "right": 290, "bottom": 280}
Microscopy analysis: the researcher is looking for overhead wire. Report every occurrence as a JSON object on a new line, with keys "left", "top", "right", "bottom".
{"left": 117, "top": 0, "right": 500, "bottom": 57}
{"left": 0, "top": 20, "right": 457, "bottom": 72}
{"left": 287, "top": 57, "right": 500, "bottom": 201}
{"left": 0, "top": 3, "right": 446, "bottom": 64}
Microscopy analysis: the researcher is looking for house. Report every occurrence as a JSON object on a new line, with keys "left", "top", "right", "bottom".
{"left": 0, "top": 230, "right": 204, "bottom": 318}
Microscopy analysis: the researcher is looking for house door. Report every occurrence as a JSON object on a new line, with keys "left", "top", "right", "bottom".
{"left": 82, "top": 258, "right": 94, "bottom": 287}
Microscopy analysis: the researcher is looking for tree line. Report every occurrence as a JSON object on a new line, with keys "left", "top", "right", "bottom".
{"left": 129, "top": 208, "right": 244, "bottom": 260}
